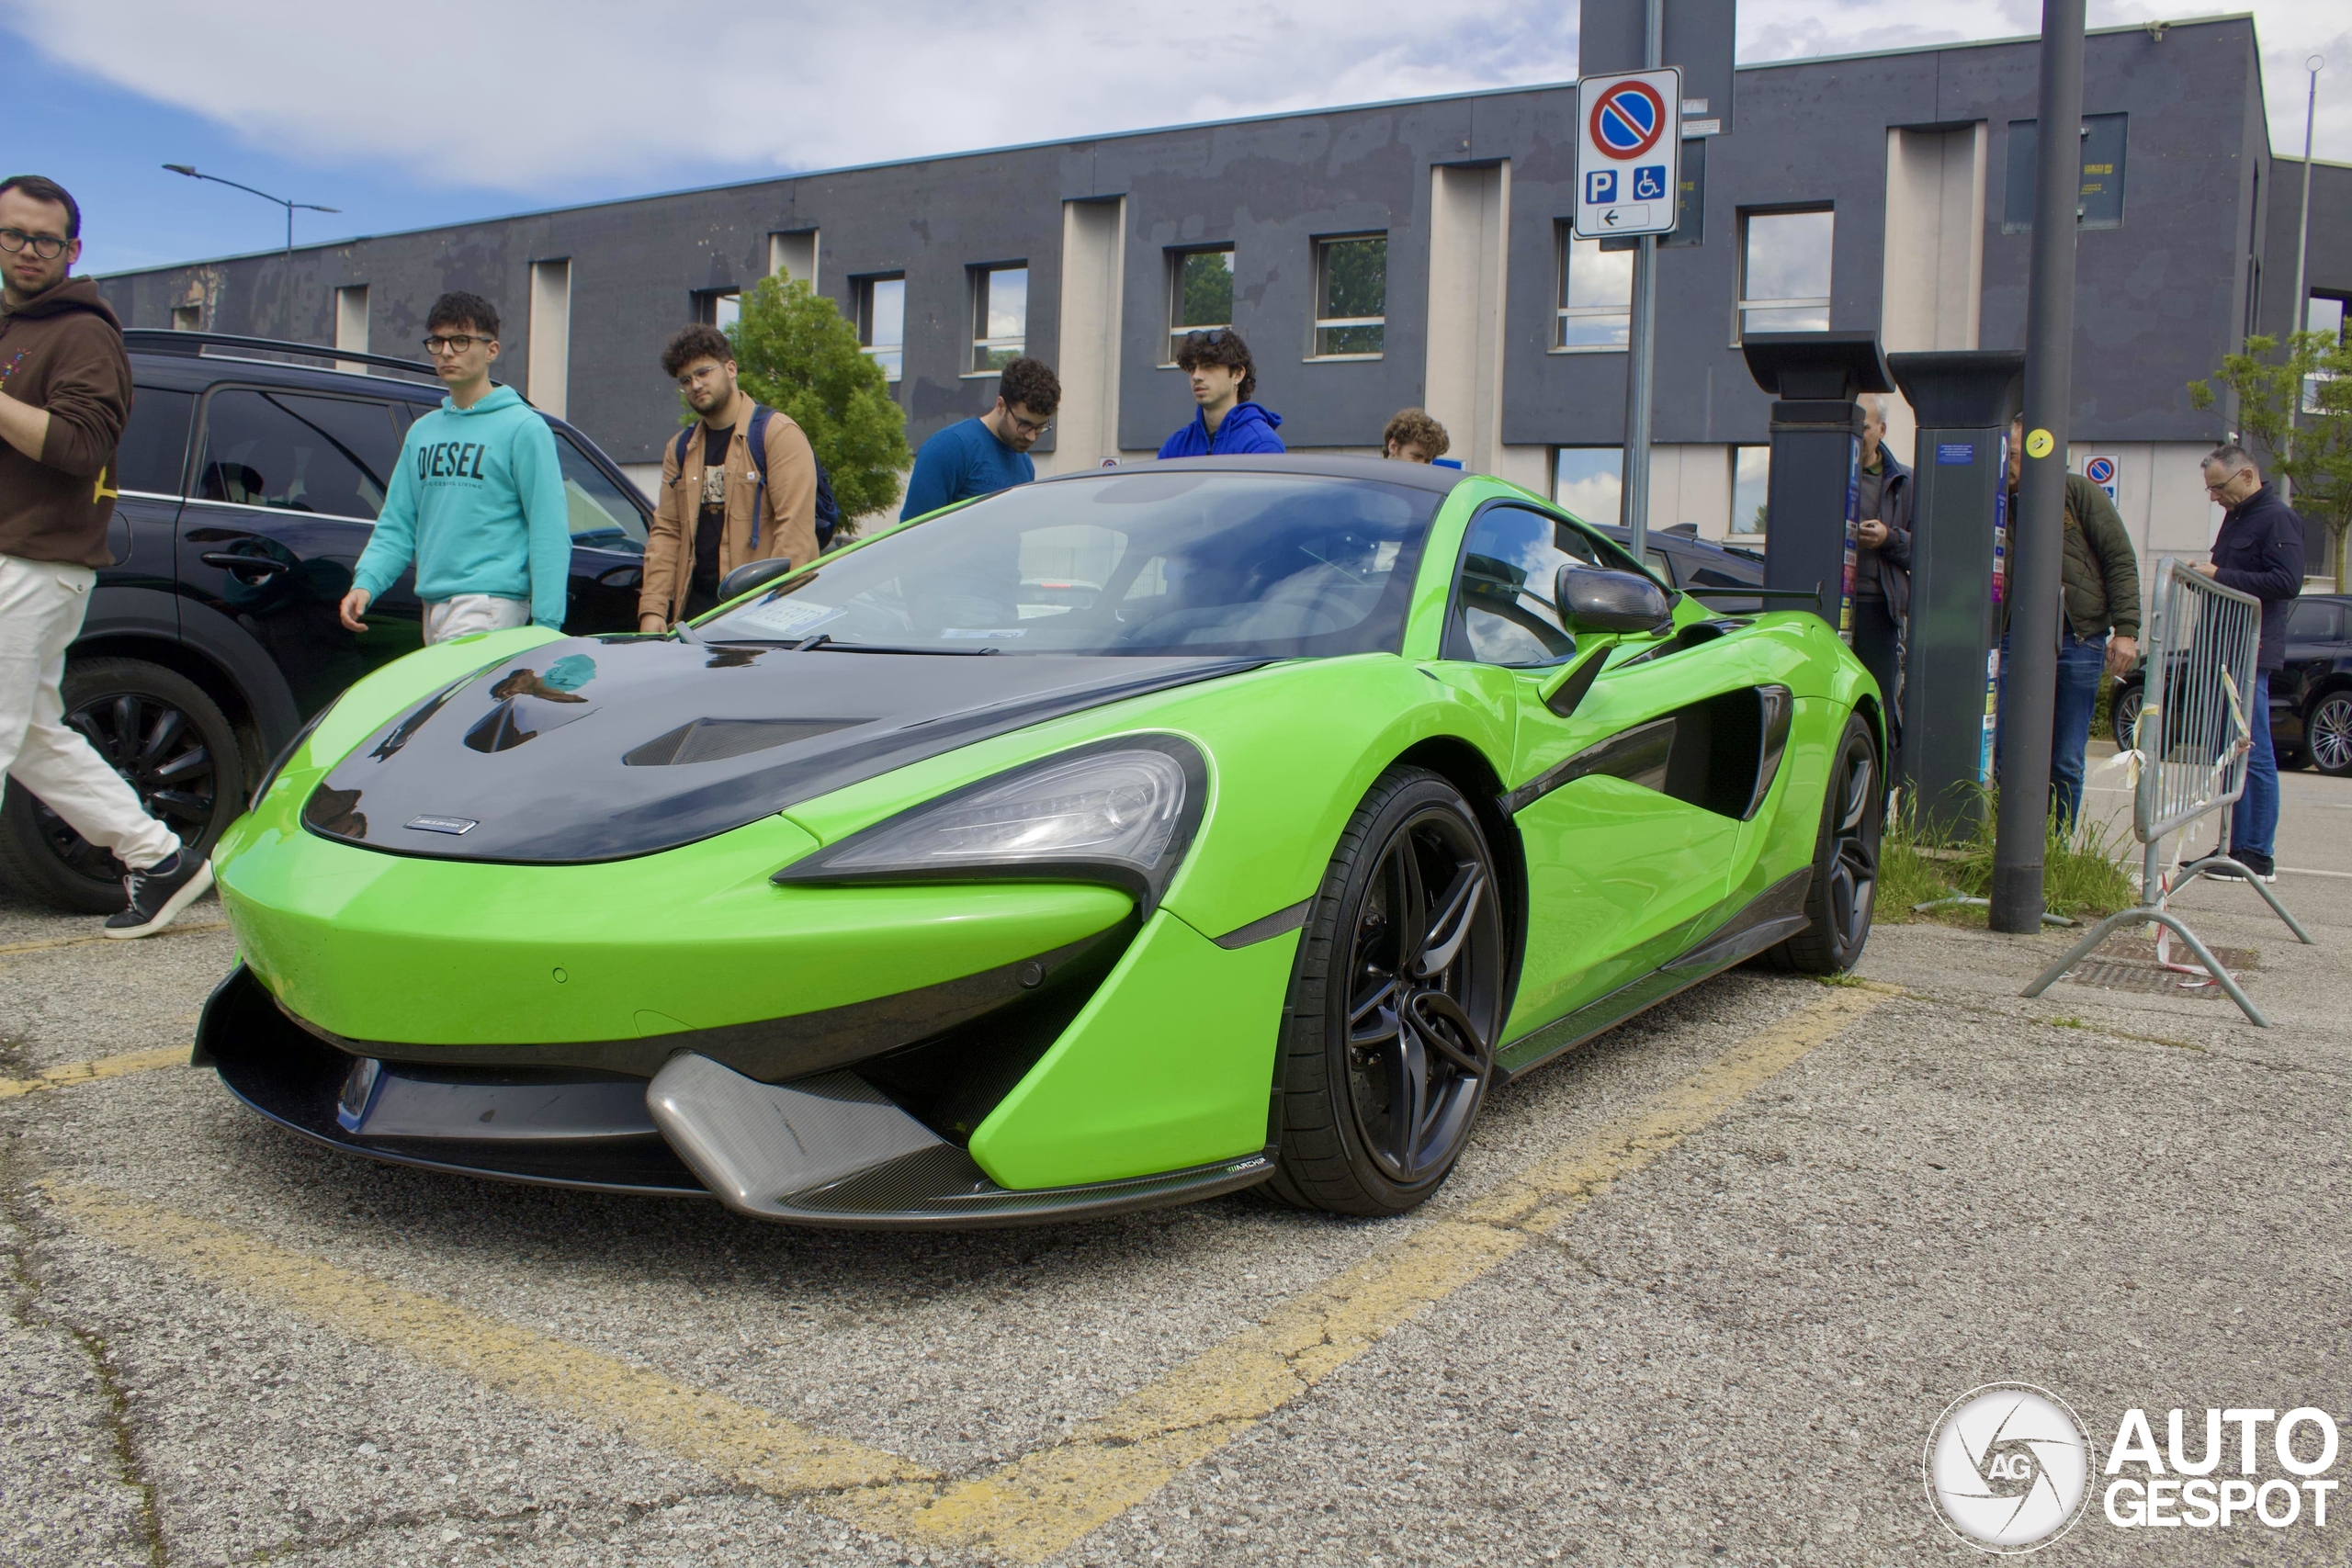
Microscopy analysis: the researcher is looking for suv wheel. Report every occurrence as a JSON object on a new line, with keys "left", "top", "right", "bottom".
{"left": 2309, "top": 689, "right": 2352, "bottom": 778}
{"left": 0, "top": 658, "right": 246, "bottom": 914}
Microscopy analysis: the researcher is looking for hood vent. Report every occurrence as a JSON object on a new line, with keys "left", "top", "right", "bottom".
{"left": 624, "top": 717, "right": 865, "bottom": 767}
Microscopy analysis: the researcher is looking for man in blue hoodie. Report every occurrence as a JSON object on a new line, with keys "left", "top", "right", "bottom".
{"left": 1159, "top": 329, "right": 1283, "bottom": 457}
{"left": 339, "top": 291, "right": 570, "bottom": 644}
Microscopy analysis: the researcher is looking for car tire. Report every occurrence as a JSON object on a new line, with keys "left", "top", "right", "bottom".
{"left": 1262, "top": 766, "right": 1506, "bottom": 1217}
{"left": 2109, "top": 681, "right": 2143, "bottom": 747}
{"left": 2308, "top": 690, "right": 2352, "bottom": 778}
{"left": 0, "top": 658, "right": 246, "bottom": 914}
{"left": 1758, "top": 711, "right": 1882, "bottom": 976}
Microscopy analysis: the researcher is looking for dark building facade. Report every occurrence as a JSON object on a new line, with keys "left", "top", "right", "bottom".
{"left": 99, "top": 17, "right": 2342, "bottom": 577}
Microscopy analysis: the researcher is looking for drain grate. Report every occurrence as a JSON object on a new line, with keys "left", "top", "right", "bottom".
{"left": 2060, "top": 935, "right": 2259, "bottom": 998}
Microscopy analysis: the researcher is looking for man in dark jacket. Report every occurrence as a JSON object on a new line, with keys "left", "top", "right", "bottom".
{"left": 1997, "top": 417, "right": 2142, "bottom": 830}
{"left": 1159, "top": 329, "right": 1284, "bottom": 457}
{"left": 0, "top": 175, "right": 212, "bottom": 935}
{"left": 1851, "top": 395, "right": 1912, "bottom": 773}
{"left": 2189, "top": 445, "right": 2306, "bottom": 882}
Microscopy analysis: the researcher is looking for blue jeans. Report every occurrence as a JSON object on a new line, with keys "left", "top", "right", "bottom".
{"left": 2231, "top": 671, "right": 2278, "bottom": 859}
{"left": 1995, "top": 628, "right": 2108, "bottom": 830}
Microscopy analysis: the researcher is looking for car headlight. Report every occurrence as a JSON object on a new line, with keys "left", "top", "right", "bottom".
{"left": 773, "top": 736, "right": 1208, "bottom": 912}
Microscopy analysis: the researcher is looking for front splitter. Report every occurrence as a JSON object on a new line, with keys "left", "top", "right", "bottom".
{"left": 198, "top": 965, "right": 1275, "bottom": 1229}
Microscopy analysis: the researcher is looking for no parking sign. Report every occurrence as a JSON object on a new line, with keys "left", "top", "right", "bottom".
{"left": 1575, "top": 68, "right": 1681, "bottom": 240}
{"left": 2084, "top": 454, "right": 2120, "bottom": 507}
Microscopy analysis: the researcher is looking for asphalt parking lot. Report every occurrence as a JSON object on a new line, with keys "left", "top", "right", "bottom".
{"left": 5, "top": 761, "right": 2349, "bottom": 1567}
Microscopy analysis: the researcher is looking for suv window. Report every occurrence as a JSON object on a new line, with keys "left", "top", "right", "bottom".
{"left": 117, "top": 387, "right": 195, "bottom": 495}
{"left": 196, "top": 389, "right": 404, "bottom": 520}
{"left": 554, "top": 432, "right": 648, "bottom": 554}
{"left": 1445, "top": 504, "right": 1610, "bottom": 666}
{"left": 2287, "top": 600, "right": 2342, "bottom": 642}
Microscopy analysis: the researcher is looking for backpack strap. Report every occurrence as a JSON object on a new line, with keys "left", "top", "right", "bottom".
{"left": 744, "top": 404, "right": 774, "bottom": 550}
{"left": 673, "top": 424, "right": 695, "bottom": 469}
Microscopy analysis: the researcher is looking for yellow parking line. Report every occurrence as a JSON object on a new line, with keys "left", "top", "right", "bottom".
{"left": 0, "top": 919, "right": 229, "bottom": 958}
{"left": 833, "top": 983, "right": 1898, "bottom": 1561}
{"left": 44, "top": 982, "right": 1895, "bottom": 1562}
{"left": 0, "top": 1046, "right": 192, "bottom": 1101}
{"left": 43, "top": 1182, "right": 930, "bottom": 1496}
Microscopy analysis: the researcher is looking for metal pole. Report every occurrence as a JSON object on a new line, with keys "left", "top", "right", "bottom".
{"left": 1620, "top": 0, "right": 1665, "bottom": 556}
{"left": 1989, "top": 0, "right": 2086, "bottom": 933}
{"left": 2284, "top": 55, "right": 2322, "bottom": 505}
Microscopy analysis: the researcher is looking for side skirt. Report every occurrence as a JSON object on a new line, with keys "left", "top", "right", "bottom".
{"left": 1493, "top": 867, "right": 1813, "bottom": 1084}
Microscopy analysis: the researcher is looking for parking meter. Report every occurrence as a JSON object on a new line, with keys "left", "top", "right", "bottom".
{"left": 1887, "top": 350, "right": 2025, "bottom": 840}
{"left": 1739, "top": 333, "right": 1897, "bottom": 649}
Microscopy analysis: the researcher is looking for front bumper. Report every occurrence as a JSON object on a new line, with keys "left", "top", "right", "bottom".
{"left": 198, "top": 963, "right": 1276, "bottom": 1229}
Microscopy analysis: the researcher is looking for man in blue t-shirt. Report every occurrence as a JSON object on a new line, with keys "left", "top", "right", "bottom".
{"left": 899, "top": 356, "right": 1060, "bottom": 520}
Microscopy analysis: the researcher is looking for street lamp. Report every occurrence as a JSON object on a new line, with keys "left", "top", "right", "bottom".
{"left": 162, "top": 164, "right": 340, "bottom": 256}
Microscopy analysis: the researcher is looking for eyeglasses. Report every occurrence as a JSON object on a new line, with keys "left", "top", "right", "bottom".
{"left": 0, "top": 228, "right": 68, "bottom": 261}
{"left": 422, "top": 334, "right": 493, "bottom": 355}
{"left": 2203, "top": 468, "right": 2250, "bottom": 496}
{"left": 1005, "top": 410, "right": 1052, "bottom": 437}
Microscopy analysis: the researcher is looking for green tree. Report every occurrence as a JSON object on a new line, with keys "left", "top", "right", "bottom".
{"left": 722, "top": 275, "right": 910, "bottom": 532}
{"left": 2189, "top": 329, "right": 2352, "bottom": 591}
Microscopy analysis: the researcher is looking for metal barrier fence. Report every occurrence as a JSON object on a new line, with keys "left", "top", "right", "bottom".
{"left": 2024, "top": 558, "right": 2312, "bottom": 1025}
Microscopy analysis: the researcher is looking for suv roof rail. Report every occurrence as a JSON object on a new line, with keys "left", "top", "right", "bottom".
{"left": 123, "top": 329, "right": 439, "bottom": 382}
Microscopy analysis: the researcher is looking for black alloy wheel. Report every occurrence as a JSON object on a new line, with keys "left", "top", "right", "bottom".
{"left": 2308, "top": 691, "right": 2352, "bottom": 778}
{"left": 1265, "top": 768, "right": 1506, "bottom": 1216}
{"left": 0, "top": 658, "right": 245, "bottom": 914}
{"left": 1759, "top": 712, "right": 1882, "bottom": 976}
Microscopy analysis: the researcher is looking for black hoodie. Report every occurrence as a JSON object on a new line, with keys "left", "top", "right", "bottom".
{"left": 0, "top": 276, "right": 131, "bottom": 569}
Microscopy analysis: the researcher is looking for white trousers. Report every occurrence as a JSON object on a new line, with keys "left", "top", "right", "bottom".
{"left": 0, "top": 553, "right": 180, "bottom": 871}
{"left": 423, "top": 594, "right": 532, "bottom": 645}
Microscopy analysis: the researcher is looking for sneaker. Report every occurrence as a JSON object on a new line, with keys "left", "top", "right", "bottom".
{"left": 2185, "top": 850, "right": 2275, "bottom": 885}
{"left": 102, "top": 852, "right": 215, "bottom": 939}
{"left": 2236, "top": 850, "right": 2278, "bottom": 884}
{"left": 2181, "top": 851, "right": 2239, "bottom": 882}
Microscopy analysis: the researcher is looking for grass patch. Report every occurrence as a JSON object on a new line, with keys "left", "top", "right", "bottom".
{"left": 1877, "top": 787, "right": 2139, "bottom": 926}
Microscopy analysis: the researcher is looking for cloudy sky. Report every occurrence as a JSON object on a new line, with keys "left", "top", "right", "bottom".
{"left": 6, "top": 0, "right": 2345, "bottom": 276}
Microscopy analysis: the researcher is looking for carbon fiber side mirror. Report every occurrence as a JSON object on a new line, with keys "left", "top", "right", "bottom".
{"left": 1557, "top": 566, "right": 1672, "bottom": 633}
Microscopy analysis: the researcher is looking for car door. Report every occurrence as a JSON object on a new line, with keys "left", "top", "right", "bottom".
{"left": 1440, "top": 503, "right": 1744, "bottom": 1039}
{"left": 177, "top": 385, "right": 423, "bottom": 716}
{"left": 107, "top": 381, "right": 198, "bottom": 593}
{"left": 2277, "top": 598, "right": 2339, "bottom": 748}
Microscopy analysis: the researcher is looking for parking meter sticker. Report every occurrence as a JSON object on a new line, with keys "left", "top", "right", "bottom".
{"left": 2026, "top": 428, "right": 2055, "bottom": 459}
{"left": 1937, "top": 444, "right": 1976, "bottom": 465}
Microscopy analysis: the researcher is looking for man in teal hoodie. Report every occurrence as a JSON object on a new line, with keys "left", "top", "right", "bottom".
{"left": 340, "top": 291, "right": 570, "bottom": 643}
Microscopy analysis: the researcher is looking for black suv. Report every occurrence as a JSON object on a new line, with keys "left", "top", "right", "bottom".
{"left": 0, "top": 332, "right": 651, "bottom": 911}
{"left": 2108, "top": 592, "right": 2352, "bottom": 776}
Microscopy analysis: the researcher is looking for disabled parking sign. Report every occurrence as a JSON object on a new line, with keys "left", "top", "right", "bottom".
{"left": 1575, "top": 68, "right": 1680, "bottom": 239}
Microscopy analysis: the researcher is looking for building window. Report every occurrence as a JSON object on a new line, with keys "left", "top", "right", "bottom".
{"left": 694, "top": 288, "right": 741, "bottom": 331}
{"left": 1553, "top": 446, "right": 1623, "bottom": 525}
{"left": 2306, "top": 293, "right": 2349, "bottom": 416}
{"left": 857, "top": 275, "right": 905, "bottom": 383}
{"left": 1731, "top": 446, "right": 1770, "bottom": 538}
{"left": 1736, "top": 209, "right": 1833, "bottom": 338}
{"left": 1313, "top": 234, "right": 1387, "bottom": 358}
{"left": 970, "top": 264, "right": 1028, "bottom": 373}
{"left": 1168, "top": 246, "right": 1234, "bottom": 363}
{"left": 171, "top": 305, "right": 200, "bottom": 332}
{"left": 1555, "top": 227, "right": 1632, "bottom": 352}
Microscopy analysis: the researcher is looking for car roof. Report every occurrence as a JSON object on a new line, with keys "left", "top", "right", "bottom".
{"left": 1034, "top": 453, "right": 1474, "bottom": 496}
{"left": 126, "top": 330, "right": 458, "bottom": 406}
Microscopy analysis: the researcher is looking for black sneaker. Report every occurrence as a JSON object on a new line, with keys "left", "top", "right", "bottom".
{"left": 2181, "top": 851, "right": 2240, "bottom": 882}
{"left": 2236, "top": 850, "right": 2278, "bottom": 884}
{"left": 102, "top": 852, "right": 215, "bottom": 939}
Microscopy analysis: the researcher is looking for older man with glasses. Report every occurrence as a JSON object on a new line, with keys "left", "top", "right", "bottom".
{"left": 0, "top": 173, "right": 218, "bottom": 936}
{"left": 2185, "top": 444, "right": 2307, "bottom": 883}
{"left": 339, "top": 290, "right": 571, "bottom": 647}
{"left": 899, "top": 355, "right": 1060, "bottom": 521}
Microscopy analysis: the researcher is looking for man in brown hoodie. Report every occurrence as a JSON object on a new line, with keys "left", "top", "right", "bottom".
{"left": 0, "top": 175, "right": 212, "bottom": 936}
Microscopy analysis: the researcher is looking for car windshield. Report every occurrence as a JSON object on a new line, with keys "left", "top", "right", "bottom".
{"left": 699, "top": 469, "right": 1442, "bottom": 657}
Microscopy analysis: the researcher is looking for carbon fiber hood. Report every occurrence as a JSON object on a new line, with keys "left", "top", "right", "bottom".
{"left": 301, "top": 636, "right": 1256, "bottom": 864}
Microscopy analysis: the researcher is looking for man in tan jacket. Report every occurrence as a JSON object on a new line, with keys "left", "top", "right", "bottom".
{"left": 639, "top": 323, "right": 820, "bottom": 629}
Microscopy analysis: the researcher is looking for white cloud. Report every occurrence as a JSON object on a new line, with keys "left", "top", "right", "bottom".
{"left": 5, "top": 0, "right": 2344, "bottom": 193}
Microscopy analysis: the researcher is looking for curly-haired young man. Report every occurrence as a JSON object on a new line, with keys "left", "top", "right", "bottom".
{"left": 639, "top": 322, "right": 820, "bottom": 627}
{"left": 1159, "top": 328, "right": 1284, "bottom": 457}
{"left": 1382, "top": 408, "right": 1450, "bottom": 464}
{"left": 899, "top": 355, "right": 1060, "bottom": 520}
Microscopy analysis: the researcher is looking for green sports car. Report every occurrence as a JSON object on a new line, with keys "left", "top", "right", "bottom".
{"left": 198, "top": 457, "right": 1883, "bottom": 1227}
